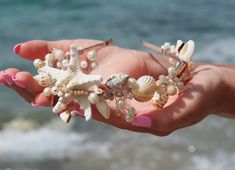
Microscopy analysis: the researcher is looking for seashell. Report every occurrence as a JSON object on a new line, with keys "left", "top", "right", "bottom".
{"left": 59, "top": 111, "right": 72, "bottom": 123}
{"left": 96, "top": 99, "right": 110, "bottom": 119}
{"left": 178, "top": 40, "right": 195, "bottom": 63}
{"left": 34, "top": 72, "right": 53, "bottom": 87}
{"left": 105, "top": 73, "right": 129, "bottom": 89}
{"left": 131, "top": 75, "right": 157, "bottom": 102}
{"left": 74, "top": 97, "right": 92, "bottom": 121}
{"left": 151, "top": 90, "right": 169, "bottom": 108}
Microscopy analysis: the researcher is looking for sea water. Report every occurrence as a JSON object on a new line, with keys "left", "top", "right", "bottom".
{"left": 0, "top": 0, "right": 235, "bottom": 169}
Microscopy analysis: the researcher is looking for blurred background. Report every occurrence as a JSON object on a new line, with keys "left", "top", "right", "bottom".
{"left": 0, "top": 0, "right": 235, "bottom": 170}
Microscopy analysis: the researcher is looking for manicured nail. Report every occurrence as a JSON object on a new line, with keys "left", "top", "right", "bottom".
{"left": 14, "top": 44, "right": 21, "bottom": 54}
{"left": 131, "top": 116, "right": 152, "bottom": 127}
{"left": 12, "top": 76, "right": 26, "bottom": 88}
{"left": 2, "top": 71, "right": 14, "bottom": 85}
{"left": 31, "top": 102, "right": 41, "bottom": 107}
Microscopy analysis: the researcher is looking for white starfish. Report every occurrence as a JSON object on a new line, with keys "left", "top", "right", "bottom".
{"left": 38, "top": 46, "right": 103, "bottom": 121}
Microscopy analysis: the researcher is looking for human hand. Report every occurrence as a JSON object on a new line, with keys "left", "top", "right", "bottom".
{"left": 0, "top": 39, "right": 230, "bottom": 136}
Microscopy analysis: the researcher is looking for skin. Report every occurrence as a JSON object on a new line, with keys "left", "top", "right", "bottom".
{"left": 1, "top": 39, "right": 235, "bottom": 136}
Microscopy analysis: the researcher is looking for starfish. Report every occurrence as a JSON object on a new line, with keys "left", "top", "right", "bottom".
{"left": 38, "top": 46, "right": 103, "bottom": 121}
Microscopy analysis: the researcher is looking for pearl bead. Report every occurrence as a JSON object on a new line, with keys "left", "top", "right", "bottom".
{"left": 45, "top": 53, "right": 54, "bottom": 61}
{"left": 91, "top": 62, "right": 97, "bottom": 69}
{"left": 125, "top": 114, "right": 134, "bottom": 122}
{"left": 164, "top": 42, "right": 171, "bottom": 49}
{"left": 80, "top": 60, "right": 88, "bottom": 69}
{"left": 54, "top": 49, "right": 65, "bottom": 60}
{"left": 116, "top": 99, "right": 125, "bottom": 109}
{"left": 168, "top": 67, "right": 176, "bottom": 76}
{"left": 88, "top": 92, "right": 100, "bottom": 104}
{"left": 176, "top": 81, "right": 184, "bottom": 90}
{"left": 166, "top": 85, "right": 177, "bottom": 96}
{"left": 127, "top": 78, "right": 138, "bottom": 89}
{"left": 43, "top": 87, "right": 51, "bottom": 96}
{"left": 87, "top": 50, "right": 96, "bottom": 61}
{"left": 62, "top": 59, "right": 69, "bottom": 67}
{"left": 127, "top": 107, "right": 136, "bottom": 116}
{"left": 33, "top": 59, "right": 43, "bottom": 68}
{"left": 58, "top": 91, "right": 64, "bottom": 97}
{"left": 159, "top": 75, "right": 166, "bottom": 82}
{"left": 51, "top": 86, "right": 58, "bottom": 95}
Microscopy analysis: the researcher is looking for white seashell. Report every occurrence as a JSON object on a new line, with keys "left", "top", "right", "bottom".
{"left": 59, "top": 111, "right": 72, "bottom": 123}
{"left": 105, "top": 73, "right": 129, "bottom": 89}
{"left": 53, "top": 101, "right": 67, "bottom": 113}
{"left": 131, "top": 75, "right": 157, "bottom": 102}
{"left": 151, "top": 90, "right": 169, "bottom": 108}
{"left": 175, "top": 40, "right": 184, "bottom": 52}
{"left": 34, "top": 72, "right": 53, "bottom": 87}
{"left": 96, "top": 99, "right": 110, "bottom": 119}
{"left": 179, "top": 40, "right": 195, "bottom": 63}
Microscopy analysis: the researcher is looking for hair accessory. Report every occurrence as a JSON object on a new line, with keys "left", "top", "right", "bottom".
{"left": 32, "top": 39, "right": 195, "bottom": 123}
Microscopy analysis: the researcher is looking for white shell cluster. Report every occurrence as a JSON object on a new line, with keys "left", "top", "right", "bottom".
{"left": 32, "top": 39, "right": 195, "bottom": 124}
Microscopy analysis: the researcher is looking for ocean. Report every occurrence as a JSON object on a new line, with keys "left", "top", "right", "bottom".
{"left": 0, "top": 0, "right": 235, "bottom": 169}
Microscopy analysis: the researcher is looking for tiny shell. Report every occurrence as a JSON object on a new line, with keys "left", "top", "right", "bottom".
{"left": 96, "top": 99, "right": 110, "bottom": 119}
{"left": 105, "top": 73, "right": 129, "bottom": 89}
{"left": 151, "top": 90, "right": 169, "bottom": 108}
{"left": 179, "top": 40, "right": 195, "bottom": 63}
{"left": 131, "top": 75, "right": 157, "bottom": 102}
{"left": 34, "top": 72, "right": 53, "bottom": 87}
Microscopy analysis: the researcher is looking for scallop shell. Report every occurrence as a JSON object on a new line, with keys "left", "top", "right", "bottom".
{"left": 105, "top": 73, "right": 129, "bottom": 89}
{"left": 179, "top": 40, "right": 195, "bottom": 63}
{"left": 96, "top": 99, "right": 110, "bottom": 119}
{"left": 151, "top": 90, "right": 169, "bottom": 108}
{"left": 34, "top": 72, "right": 53, "bottom": 87}
{"left": 131, "top": 75, "right": 157, "bottom": 102}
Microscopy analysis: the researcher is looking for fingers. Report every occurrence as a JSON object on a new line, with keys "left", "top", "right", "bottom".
{"left": 15, "top": 39, "right": 103, "bottom": 61}
{"left": 14, "top": 71, "right": 43, "bottom": 94}
{"left": 0, "top": 68, "right": 34, "bottom": 103}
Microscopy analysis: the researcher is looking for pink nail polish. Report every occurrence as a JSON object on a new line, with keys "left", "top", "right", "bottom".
{"left": 131, "top": 116, "right": 152, "bottom": 127}
{"left": 2, "top": 72, "right": 14, "bottom": 85}
{"left": 12, "top": 76, "right": 26, "bottom": 88}
{"left": 31, "top": 102, "right": 41, "bottom": 107}
{"left": 14, "top": 44, "right": 21, "bottom": 54}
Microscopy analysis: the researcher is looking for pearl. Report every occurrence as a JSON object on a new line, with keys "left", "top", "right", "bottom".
{"left": 166, "top": 85, "right": 177, "bottom": 96}
{"left": 58, "top": 91, "right": 64, "bottom": 97}
{"left": 91, "top": 62, "right": 97, "bottom": 69}
{"left": 116, "top": 99, "right": 125, "bottom": 109}
{"left": 127, "top": 78, "right": 138, "bottom": 89}
{"left": 33, "top": 59, "right": 44, "bottom": 68}
{"left": 159, "top": 75, "right": 166, "bottom": 82}
{"left": 164, "top": 42, "right": 171, "bottom": 49}
{"left": 45, "top": 53, "right": 54, "bottom": 61}
{"left": 87, "top": 50, "right": 96, "bottom": 61}
{"left": 168, "top": 67, "right": 176, "bottom": 76}
{"left": 51, "top": 86, "right": 58, "bottom": 95}
{"left": 176, "top": 81, "right": 184, "bottom": 90}
{"left": 61, "top": 59, "right": 69, "bottom": 67}
{"left": 54, "top": 49, "right": 65, "bottom": 60}
{"left": 127, "top": 107, "right": 136, "bottom": 116}
{"left": 43, "top": 87, "right": 51, "bottom": 96}
{"left": 88, "top": 92, "right": 100, "bottom": 104}
{"left": 125, "top": 114, "right": 134, "bottom": 122}
{"left": 80, "top": 60, "right": 88, "bottom": 69}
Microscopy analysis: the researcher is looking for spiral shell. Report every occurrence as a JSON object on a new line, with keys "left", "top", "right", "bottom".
{"left": 105, "top": 73, "right": 129, "bottom": 89}
{"left": 151, "top": 90, "right": 169, "bottom": 108}
{"left": 131, "top": 75, "right": 157, "bottom": 102}
{"left": 34, "top": 72, "right": 54, "bottom": 87}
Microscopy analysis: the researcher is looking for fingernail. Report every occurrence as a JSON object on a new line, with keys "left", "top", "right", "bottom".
{"left": 131, "top": 116, "right": 152, "bottom": 127}
{"left": 2, "top": 71, "right": 14, "bottom": 85}
{"left": 12, "top": 76, "right": 26, "bottom": 88}
{"left": 31, "top": 102, "right": 41, "bottom": 107}
{"left": 14, "top": 44, "right": 21, "bottom": 54}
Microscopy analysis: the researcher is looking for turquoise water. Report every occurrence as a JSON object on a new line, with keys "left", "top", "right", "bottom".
{"left": 0, "top": 0, "right": 235, "bottom": 170}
